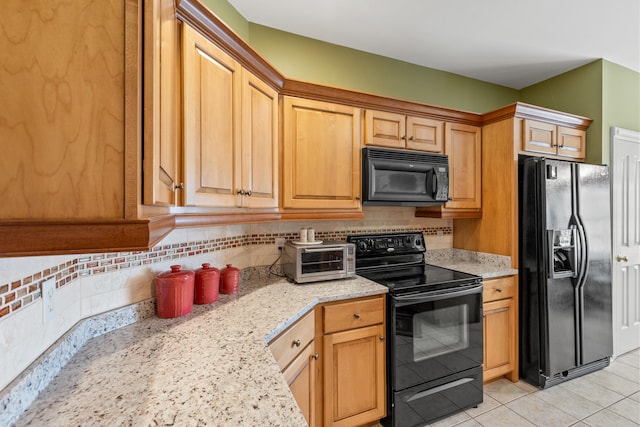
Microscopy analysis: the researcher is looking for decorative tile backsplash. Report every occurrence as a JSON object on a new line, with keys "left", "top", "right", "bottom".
{"left": 0, "top": 224, "right": 451, "bottom": 320}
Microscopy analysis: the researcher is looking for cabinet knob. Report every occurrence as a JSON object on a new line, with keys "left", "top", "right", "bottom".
{"left": 293, "top": 339, "right": 301, "bottom": 347}
{"left": 313, "top": 353, "right": 319, "bottom": 360}
{"left": 353, "top": 313, "right": 361, "bottom": 319}
{"left": 401, "top": 135, "right": 407, "bottom": 140}
{"left": 172, "top": 183, "right": 184, "bottom": 191}
{"left": 408, "top": 136, "right": 414, "bottom": 141}
{"left": 246, "top": 190, "right": 252, "bottom": 196}
{"left": 617, "top": 255, "right": 628, "bottom": 262}
{"left": 495, "top": 287, "right": 503, "bottom": 293}
{"left": 380, "top": 336, "right": 385, "bottom": 342}
{"left": 355, "top": 195, "right": 361, "bottom": 201}
{"left": 237, "top": 189, "right": 245, "bottom": 196}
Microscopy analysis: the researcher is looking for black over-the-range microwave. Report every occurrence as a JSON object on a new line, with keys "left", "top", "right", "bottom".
{"left": 361, "top": 146, "right": 449, "bottom": 207}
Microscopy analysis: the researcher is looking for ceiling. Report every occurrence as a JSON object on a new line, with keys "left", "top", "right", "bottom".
{"left": 227, "top": 0, "right": 640, "bottom": 90}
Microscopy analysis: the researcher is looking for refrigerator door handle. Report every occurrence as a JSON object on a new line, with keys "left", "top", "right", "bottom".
{"left": 575, "top": 218, "right": 589, "bottom": 288}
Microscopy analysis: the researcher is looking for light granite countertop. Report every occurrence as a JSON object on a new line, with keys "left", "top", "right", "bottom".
{"left": 426, "top": 249, "right": 518, "bottom": 279}
{"left": 13, "top": 273, "right": 387, "bottom": 427}
{"left": 10, "top": 250, "right": 514, "bottom": 426}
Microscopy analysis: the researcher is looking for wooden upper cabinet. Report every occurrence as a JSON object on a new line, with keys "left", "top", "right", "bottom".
{"left": 182, "top": 25, "right": 240, "bottom": 207}
{"left": 365, "top": 109, "right": 443, "bottom": 153}
{"left": 239, "top": 69, "right": 279, "bottom": 208}
{"left": 0, "top": 0, "right": 129, "bottom": 221}
{"left": 416, "top": 122, "right": 481, "bottom": 218}
{"left": 557, "top": 126, "right": 586, "bottom": 159}
{"left": 522, "top": 118, "right": 586, "bottom": 160}
{"left": 143, "top": 0, "right": 181, "bottom": 206}
{"left": 182, "top": 25, "right": 278, "bottom": 209}
{"left": 445, "top": 123, "right": 482, "bottom": 210}
{"left": 282, "top": 97, "right": 362, "bottom": 212}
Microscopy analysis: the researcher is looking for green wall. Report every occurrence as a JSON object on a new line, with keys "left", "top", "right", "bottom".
{"left": 200, "top": 0, "right": 250, "bottom": 40}
{"left": 601, "top": 61, "right": 640, "bottom": 165}
{"left": 247, "top": 24, "right": 518, "bottom": 113}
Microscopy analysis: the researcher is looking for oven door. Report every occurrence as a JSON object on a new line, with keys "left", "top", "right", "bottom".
{"left": 390, "top": 283, "right": 483, "bottom": 391}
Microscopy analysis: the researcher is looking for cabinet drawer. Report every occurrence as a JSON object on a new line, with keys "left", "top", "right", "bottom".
{"left": 269, "top": 310, "right": 315, "bottom": 371}
{"left": 483, "top": 276, "right": 516, "bottom": 302}
{"left": 323, "top": 296, "right": 384, "bottom": 334}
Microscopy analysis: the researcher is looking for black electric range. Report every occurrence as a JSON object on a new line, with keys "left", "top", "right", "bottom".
{"left": 347, "top": 232, "right": 484, "bottom": 427}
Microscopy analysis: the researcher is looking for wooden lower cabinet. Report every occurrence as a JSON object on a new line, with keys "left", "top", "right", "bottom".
{"left": 323, "top": 324, "right": 386, "bottom": 427}
{"left": 283, "top": 341, "right": 317, "bottom": 426}
{"left": 269, "top": 295, "right": 386, "bottom": 427}
{"left": 482, "top": 275, "right": 518, "bottom": 383}
{"left": 320, "top": 295, "right": 386, "bottom": 427}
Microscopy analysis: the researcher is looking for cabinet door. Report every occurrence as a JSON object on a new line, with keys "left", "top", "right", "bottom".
{"left": 323, "top": 324, "right": 386, "bottom": 427}
{"left": 406, "top": 116, "right": 443, "bottom": 153}
{"left": 557, "top": 126, "right": 586, "bottom": 160}
{"left": 364, "top": 109, "right": 406, "bottom": 149}
{"left": 522, "top": 119, "right": 557, "bottom": 155}
{"left": 444, "top": 123, "right": 481, "bottom": 210}
{"left": 182, "top": 25, "right": 241, "bottom": 207}
{"left": 483, "top": 297, "right": 516, "bottom": 382}
{"left": 240, "top": 70, "right": 278, "bottom": 208}
{"left": 282, "top": 97, "right": 362, "bottom": 210}
{"left": 142, "top": 0, "right": 181, "bottom": 206}
{"left": 283, "top": 341, "right": 317, "bottom": 427}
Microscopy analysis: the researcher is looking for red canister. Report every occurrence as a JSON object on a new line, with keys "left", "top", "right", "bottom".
{"left": 194, "top": 263, "right": 220, "bottom": 304}
{"left": 220, "top": 264, "right": 240, "bottom": 294}
{"left": 155, "top": 265, "right": 195, "bottom": 318}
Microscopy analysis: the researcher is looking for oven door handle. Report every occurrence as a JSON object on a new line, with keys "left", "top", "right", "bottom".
{"left": 393, "top": 283, "right": 482, "bottom": 306}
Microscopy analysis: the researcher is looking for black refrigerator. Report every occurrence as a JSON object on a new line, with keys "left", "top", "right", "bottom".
{"left": 518, "top": 156, "right": 613, "bottom": 389}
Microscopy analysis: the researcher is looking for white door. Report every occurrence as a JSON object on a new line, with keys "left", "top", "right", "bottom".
{"left": 611, "top": 127, "right": 640, "bottom": 357}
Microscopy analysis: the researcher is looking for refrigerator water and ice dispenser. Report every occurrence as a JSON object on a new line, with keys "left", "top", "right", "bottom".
{"left": 547, "top": 229, "right": 578, "bottom": 278}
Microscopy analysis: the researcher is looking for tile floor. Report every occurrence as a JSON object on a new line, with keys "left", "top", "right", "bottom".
{"left": 430, "top": 349, "right": 639, "bottom": 427}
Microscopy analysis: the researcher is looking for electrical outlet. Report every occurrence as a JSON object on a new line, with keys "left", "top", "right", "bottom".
{"left": 42, "top": 278, "right": 55, "bottom": 322}
{"left": 275, "top": 237, "right": 286, "bottom": 253}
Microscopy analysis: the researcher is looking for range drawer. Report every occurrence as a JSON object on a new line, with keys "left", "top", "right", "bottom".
{"left": 269, "top": 309, "right": 315, "bottom": 371}
{"left": 323, "top": 295, "right": 384, "bottom": 334}
{"left": 483, "top": 275, "right": 516, "bottom": 303}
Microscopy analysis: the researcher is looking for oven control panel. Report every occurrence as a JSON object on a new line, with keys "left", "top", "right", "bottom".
{"left": 347, "top": 232, "right": 426, "bottom": 258}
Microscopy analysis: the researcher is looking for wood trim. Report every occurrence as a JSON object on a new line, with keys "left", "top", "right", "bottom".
{"left": 483, "top": 102, "right": 592, "bottom": 130}
{"left": 279, "top": 211, "right": 366, "bottom": 221}
{"left": 175, "top": 0, "right": 283, "bottom": 91}
{"left": 0, "top": 218, "right": 167, "bottom": 257}
{"left": 415, "top": 208, "right": 482, "bottom": 219}
{"left": 282, "top": 79, "right": 483, "bottom": 126}
{"left": 174, "top": 212, "right": 282, "bottom": 228}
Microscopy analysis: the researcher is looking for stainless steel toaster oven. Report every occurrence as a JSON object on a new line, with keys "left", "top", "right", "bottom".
{"left": 282, "top": 241, "right": 356, "bottom": 284}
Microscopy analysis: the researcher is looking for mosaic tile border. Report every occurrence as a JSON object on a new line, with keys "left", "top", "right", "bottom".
{"left": 0, "top": 226, "right": 451, "bottom": 320}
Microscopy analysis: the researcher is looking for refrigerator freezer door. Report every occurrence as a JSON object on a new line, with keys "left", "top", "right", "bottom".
{"left": 541, "top": 160, "right": 580, "bottom": 376}
{"left": 576, "top": 163, "right": 613, "bottom": 365}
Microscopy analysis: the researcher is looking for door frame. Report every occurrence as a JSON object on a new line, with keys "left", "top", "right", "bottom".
{"left": 610, "top": 126, "right": 640, "bottom": 357}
